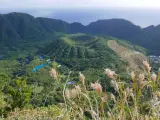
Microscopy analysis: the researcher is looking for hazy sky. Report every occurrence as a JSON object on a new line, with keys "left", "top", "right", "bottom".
{"left": 0, "top": 0, "right": 160, "bottom": 27}
{"left": 1, "top": 0, "right": 160, "bottom": 9}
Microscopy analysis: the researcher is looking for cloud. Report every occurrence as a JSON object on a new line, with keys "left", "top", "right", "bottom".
{"left": 0, "top": 0, "right": 160, "bottom": 27}
{"left": 1, "top": 0, "right": 160, "bottom": 9}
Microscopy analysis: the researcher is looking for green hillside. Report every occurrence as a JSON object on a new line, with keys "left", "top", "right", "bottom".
{"left": 0, "top": 34, "right": 132, "bottom": 109}
{"left": 0, "top": 12, "right": 58, "bottom": 42}
{"left": 39, "top": 34, "right": 127, "bottom": 72}
{"left": 0, "top": 34, "right": 156, "bottom": 120}
{"left": 1, "top": 12, "right": 160, "bottom": 55}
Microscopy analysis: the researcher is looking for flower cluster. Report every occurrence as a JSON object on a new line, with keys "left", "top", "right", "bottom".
{"left": 104, "top": 68, "right": 116, "bottom": 79}
{"left": 143, "top": 60, "right": 151, "bottom": 73}
{"left": 65, "top": 85, "right": 82, "bottom": 99}
{"left": 90, "top": 82, "right": 102, "bottom": 94}
{"left": 49, "top": 68, "right": 57, "bottom": 79}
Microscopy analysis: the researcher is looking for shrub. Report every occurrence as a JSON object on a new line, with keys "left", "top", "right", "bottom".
{"left": 4, "top": 78, "right": 33, "bottom": 110}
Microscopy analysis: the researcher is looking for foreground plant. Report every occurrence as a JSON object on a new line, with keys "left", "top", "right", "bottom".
{"left": 2, "top": 60, "right": 160, "bottom": 120}
{"left": 62, "top": 60, "right": 160, "bottom": 119}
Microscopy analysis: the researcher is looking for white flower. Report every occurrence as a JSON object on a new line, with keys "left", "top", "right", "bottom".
{"left": 110, "top": 80, "right": 119, "bottom": 92}
{"left": 143, "top": 60, "right": 151, "bottom": 73}
{"left": 79, "top": 72, "right": 85, "bottom": 85}
{"left": 139, "top": 73, "right": 145, "bottom": 81}
{"left": 131, "top": 71, "right": 135, "bottom": 80}
{"left": 151, "top": 73, "right": 157, "bottom": 82}
{"left": 104, "top": 68, "right": 115, "bottom": 79}
{"left": 91, "top": 82, "right": 102, "bottom": 94}
{"left": 49, "top": 68, "right": 57, "bottom": 79}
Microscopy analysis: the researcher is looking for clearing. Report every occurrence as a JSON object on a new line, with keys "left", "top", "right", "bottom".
{"left": 108, "top": 40, "right": 147, "bottom": 72}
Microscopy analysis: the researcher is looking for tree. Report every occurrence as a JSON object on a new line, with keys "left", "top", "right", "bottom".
{"left": 4, "top": 78, "right": 33, "bottom": 109}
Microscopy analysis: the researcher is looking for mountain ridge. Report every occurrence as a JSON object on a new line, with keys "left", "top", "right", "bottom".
{"left": 1, "top": 12, "right": 158, "bottom": 28}
{"left": 1, "top": 12, "right": 160, "bottom": 55}
{"left": 39, "top": 34, "right": 127, "bottom": 71}
{"left": 38, "top": 34, "right": 147, "bottom": 73}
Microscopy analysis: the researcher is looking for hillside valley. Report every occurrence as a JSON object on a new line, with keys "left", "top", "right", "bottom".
{"left": 0, "top": 13, "right": 152, "bottom": 92}
{"left": 1, "top": 12, "right": 160, "bottom": 55}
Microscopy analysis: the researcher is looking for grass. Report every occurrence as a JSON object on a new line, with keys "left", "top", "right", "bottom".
{"left": 108, "top": 40, "right": 147, "bottom": 72}
{"left": 61, "top": 37, "right": 76, "bottom": 46}
{"left": 1, "top": 60, "right": 160, "bottom": 120}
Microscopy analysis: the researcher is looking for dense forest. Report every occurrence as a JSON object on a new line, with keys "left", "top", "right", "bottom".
{"left": 1, "top": 12, "right": 160, "bottom": 55}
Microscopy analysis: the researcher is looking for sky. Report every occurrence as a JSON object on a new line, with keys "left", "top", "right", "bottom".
{"left": 0, "top": 0, "right": 160, "bottom": 27}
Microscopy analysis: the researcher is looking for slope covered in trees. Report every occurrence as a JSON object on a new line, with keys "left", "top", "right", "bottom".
{"left": 1, "top": 12, "right": 160, "bottom": 54}
{"left": 39, "top": 34, "right": 127, "bottom": 72}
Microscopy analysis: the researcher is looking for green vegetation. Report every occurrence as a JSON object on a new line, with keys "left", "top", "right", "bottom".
{"left": 0, "top": 37, "right": 64, "bottom": 60}
{"left": 0, "top": 33, "right": 136, "bottom": 110}
{"left": 0, "top": 14, "right": 155, "bottom": 119}
{"left": 39, "top": 34, "right": 127, "bottom": 73}
{"left": 4, "top": 78, "right": 33, "bottom": 110}
{"left": 0, "top": 60, "right": 160, "bottom": 119}
{"left": 1, "top": 12, "right": 160, "bottom": 55}
{"left": 116, "top": 39, "right": 147, "bottom": 55}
